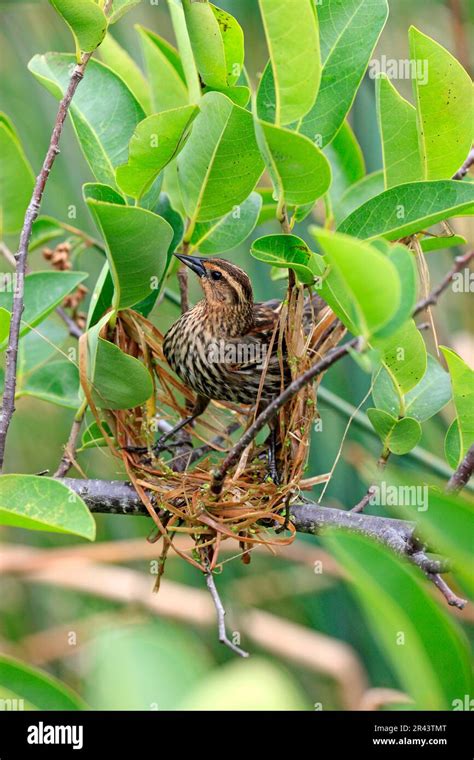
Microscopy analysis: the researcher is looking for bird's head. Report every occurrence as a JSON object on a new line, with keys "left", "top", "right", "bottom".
{"left": 174, "top": 254, "right": 254, "bottom": 309}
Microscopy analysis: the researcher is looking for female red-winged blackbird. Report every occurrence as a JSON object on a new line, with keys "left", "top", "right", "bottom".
{"left": 149, "top": 254, "right": 329, "bottom": 468}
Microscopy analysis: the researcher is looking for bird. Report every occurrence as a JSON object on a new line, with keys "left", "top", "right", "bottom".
{"left": 140, "top": 253, "right": 329, "bottom": 479}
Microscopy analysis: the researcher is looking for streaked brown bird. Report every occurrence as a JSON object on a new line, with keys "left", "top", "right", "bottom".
{"left": 147, "top": 254, "right": 328, "bottom": 477}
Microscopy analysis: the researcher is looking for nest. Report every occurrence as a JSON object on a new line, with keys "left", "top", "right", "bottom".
{"left": 79, "top": 285, "right": 345, "bottom": 583}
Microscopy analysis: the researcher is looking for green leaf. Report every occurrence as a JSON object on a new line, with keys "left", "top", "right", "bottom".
{"left": 367, "top": 408, "right": 422, "bottom": 454}
{"left": 0, "top": 271, "right": 87, "bottom": 349}
{"left": 311, "top": 228, "right": 400, "bottom": 337}
{"left": 0, "top": 475, "right": 95, "bottom": 540}
{"left": 190, "top": 192, "right": 262, "bottom": 254}
{"left": 136, "top": 25, "right": 188, "bottom": 113}
{"left": 29, "top": 216, "right": 64, "bottom": 251}
{"left": 18, "top": 315, "right": 69, "bottom": 376}
{"left": 440, "top": 347, "right": 474, "bottom": 465}
{"left": 445, "top": 419, "right": 460, "bottom": 470}
{"left": 0, "top": 308, "right": 11, "bottom": 345}
{"left": 258, "top": 0, "right": 320, "bottom": 126}
{"left": 337, "top": 180, "right": 474, "bottom": 240}
{"left": 376, "top": 74, "right": 422, "bottom": 188}
{"left": 86, "top": 261, "right": 114, "bottom": 329}
{"left": 177, "top": 92, "right": 264, "bottom": 223}
{"left": 373, "top": 354, "right": 452, "bottom": 421}
{"left": 323, "top": 120, "right": 365, "bottom": 203}
{"left": 0, "top": 114, "right": 35, "bottom": 236}
{"left": 49, "top": 0, "right": 107, "bottom": 54}
{"left": 251, "top": 234, "right": 318, "bottom": 285}
{"left": 87, "top": 332, "right": 154, "bottom": 411}
{"left": 373, "top": 320, "right": 427, "bottom": 397}
{"left": 0, "top": 654, "right": 87, "bottom": 710}
{"left": 374, "top": 243, "right": 417, "bottom": 339}
{"left": 98, "top": 32, "right": 151, "bottom": 113}
{"left": 333, "top": 170, "right": 384, "bottom": 226}
{"left": 107, "top": 0, "right": 141, "bottom": 24}
{"left": 18, "top": 360, "right": 80, "bottom": 409}
{"left": 299, "top": 0, "right": 388, "bottom": 146}
{"left": 116, "top": 106, "right": 199, "bottom": 200}
{"left": 255, "top": 120, "right": 331, "bottom": 208}
{"left": 325, "top": 532, "right": 471, "bottom": 709}
{"left": 85, "top": 190, "right": 173, "bottom": 310}
{"left": 204, "top": 84, "right": 250, "bottom": 108}
{"left": 80, "top": 420, "right": 113, "bottom": 450}
{"left": 182, "top": 1, "right": 244, "bottom": 89}
{"left": 420, "top": 234, "right": 467, "bottom": 253}
{"left": 28, "top": 53, "right": 145, "bottom": 188}
{"left": 410, "top": 26, "right": 473, "bottom": 180}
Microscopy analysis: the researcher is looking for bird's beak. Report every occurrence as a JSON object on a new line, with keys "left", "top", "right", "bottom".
{"left": 174, "top": 253, "right": 207, "bottom": 278}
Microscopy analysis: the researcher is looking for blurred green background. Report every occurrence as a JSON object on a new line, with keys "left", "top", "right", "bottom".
{"left": 0, "top": 0, "right": 472, "bottom": 710}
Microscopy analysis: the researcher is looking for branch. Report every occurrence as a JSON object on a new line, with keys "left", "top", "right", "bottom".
{"left": 446, "top": 443, "right": 474, "bottom": 493}
{"left": 59, "top": 478, "right": 466, "bottom": 608}
{"left": 205, "top": 571, "right": 249, "bottom": 657}
{"left": 210, "top": 337, "right": 360, "bottom": 494}
{"left": 452, "top": 147, "right": 474, "bottom": 180}
{"left": 413, "top": 250, "right": 474, "bottom": 315}
{"left": 0, "top": 52, "right": 94, "bottom": 471}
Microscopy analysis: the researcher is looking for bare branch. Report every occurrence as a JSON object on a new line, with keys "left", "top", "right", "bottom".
{"left": 0, "top": 52, "right": 94, "bottom": 471}
{"left": 205, "top": 571, "right": 249, "bottom": 657}
{"left": 452, "top": 147, "right": 474, "bottom": 180}
{"left": 413, "top": 250, "right": 474, "bottom": 316}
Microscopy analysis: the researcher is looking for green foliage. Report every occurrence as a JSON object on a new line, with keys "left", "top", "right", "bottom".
{"left": 251, "top": 234, "right": 319, "bottom": 285}
{"left": 326, "top": 532, "right": 472, "bottom": 709}
{"left": 376, "top": 74, "right": 422, "bottom": 188}
{"left": 367, "top": 408, "right": 422, "bottom": 455}
{"left": 0, "top": 114, "right": 34, "bottom": 236}
{"left": 98, "top": 32, "right": 151, "bottom": 113}
{"left": 373, "top": 355, "right": 452, "bottom": 421}
{"left": 49, "top": 0, "right": 107, "bottom": 55}
{"left": 0, "top": 654, "right": 87, "bottom": 710}
{"left": 0, "top": 475, "right": 95, "bottom": 540}
{"left": 441, "top": 347, "right": 474, "bottom": 466}
{"left": 190, "top": 192, "right": 261, "bottom": 254}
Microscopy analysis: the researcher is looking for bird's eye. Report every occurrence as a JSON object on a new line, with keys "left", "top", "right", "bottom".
{"left": 210, "top": 270, "right": 223, "bottom": 281}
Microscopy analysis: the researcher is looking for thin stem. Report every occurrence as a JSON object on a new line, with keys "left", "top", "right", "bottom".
{"left": 446, "top": 444, "right": 474, "bottom": 493}
{"left": 0, "top": 51, "right": 94, "bottom": 471}
{"left": 413, "top": 250, "right": 474, "bottom": 315}
{"left": 205, "top": 571, "right": 249, "bottom": 657}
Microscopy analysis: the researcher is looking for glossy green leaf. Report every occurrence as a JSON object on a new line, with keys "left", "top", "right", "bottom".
{"left": 410, "top": 27, "right": 473, "bottom": 180}
{"left": 333, "top": 170, "right": 384, "bottom": 226}
{"left": 325, "top": 532, "right": 471, "bottom": 709}
{"left": 376, "top": 74, "right": 422, "bottom": 188}
{"left": 0, "top": 308, "right": 10, "bottom": 346}
{"left": 204, "top": 84, "right": 250, "bottom": 108}
{"left": 0, "top": 475, "right": 95, "bottom": 540}
{"left": 420, "top": 234, "right": 467, "bottom": 253}
{"left": 80, "top": 420, "right": 113, "bottom": 450}
{"left": 367, "top": 409, "right": 422, "bottom": 454}
{"left": 182, "top": 0, "right": 244, "bottom": 89}
{"left": 116, "top": 106, "right": 198, "bottom": 200}
{"left": 29, "top": 216, "right": 64, "bottom": 251}
{"left": 251, "top": 234, "right": 319, "bottom": 285}
{"left": 440, "top": 347, "right": 474, "bottom": 465}
{"left": 338, "top": 180, "right": 474, "bottom": 240}
{"left": 87, "top": 333, "right": 153, "bottom": 411}
{"left": 108, "top": 0, "right": 141, "bottom": 24}
{"left": 373, "top": 354, "right": 452, "bottom": 421}
{"left": 324, "top": 120, "right": 365, "bottom": 203}
{"left": 299, "top": 0, "right": 388, "bottom": 146}
{"left": 136, "top": 26, "right": 188, "bottom": 113}
{"left": 311, "top": 228, "right": 400, "bottom": 337}
{"left": 0, "top": 115, "right": 35, "bottom": 236}
{"left": 0, "top": 271, "right": 87, "bottom": 349}
{"left": 374, "top": 243, "right": 417, "bottom": 339}
{"left": 18, "top": 360, "right": 80, "bottom": 409}
{"left": 85, "top": 190, "right": 173, "bottom": 310}
{"left": 0, "top": 654, "right": 87, "bottom": 710}
{"left": 373, "top": 320, "right": 427, "bottom": 397}
{"left": 177, "top": 92, "right": 264, "bottom": 223}
{"left": 18, "top": 315, "right": 68, "bottom": 376}
{"left": 190, "top": 192, "right": 262, "bottom": 254}
{"left": 258, "top": 0, "right": 320, "bottom": 126}
{"left": 98, "top": 32, "right": 151, "bottom": 113}
{"left": 28, "top": 53, "right": 145, "bottom": 188}
{"left": 49, "top": 0, "right": 107, "bottom": 54}
{"left": 256, "top": 120, "right": 331, "bottom": 208}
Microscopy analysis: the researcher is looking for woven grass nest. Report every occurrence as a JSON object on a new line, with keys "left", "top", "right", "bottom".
{"left": 79, "top": 284, "right": 346, "bottom": 580}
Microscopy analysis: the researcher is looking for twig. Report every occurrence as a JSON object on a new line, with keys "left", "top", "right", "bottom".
{"left": 0, "top": 51, "right": 94, "bottom": 471}
{"left": 446, "top": 443, "right": 474, "bottom": 493}
{"left": 54, "top": 408, "right": 86, "bottom": 478}
{"left": 427, "top": 572, "right": 467, "bottom": 609}
{"left": 55, "top": 306, "right": 84, "bottom": 340}
{"left": 351, "top": 486, "right": 377, "bottom": 514}
{"left": 210, "top": 338, "right": 360, "bottom": 495}
{"left": 205, "top": 571, "right": 249, "bottom": 657}
{"left": 413, "top": 250, "right": 474, "bottom": 315}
